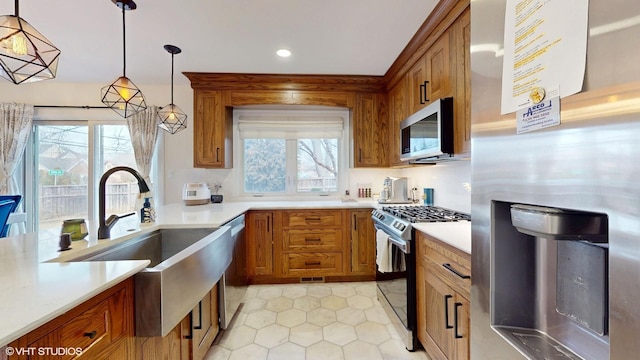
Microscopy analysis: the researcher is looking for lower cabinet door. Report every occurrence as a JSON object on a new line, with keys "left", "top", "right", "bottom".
{"left": 189, "top": 284, "right": 219, "bottom": 360}
{"left": 418, "top": 259, "right": 471, "bottom": 360}
{"left": 420, "top": 262, "right": 455, "bottom": 360}
{"left": 453, "top": 294, "right": 470, "bottom": 360}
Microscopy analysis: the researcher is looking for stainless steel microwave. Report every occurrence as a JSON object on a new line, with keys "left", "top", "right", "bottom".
{"left": 400, "top": 97, "right": 454, "bottom": 162}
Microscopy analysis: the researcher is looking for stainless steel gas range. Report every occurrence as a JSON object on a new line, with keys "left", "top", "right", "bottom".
{"left": 371, "top": 205, "right": 470, "bottom": 351}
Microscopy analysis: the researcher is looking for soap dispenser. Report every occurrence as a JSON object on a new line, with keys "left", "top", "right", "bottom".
{"left": 140, "top": 197, "right": 155, "bottom": 225}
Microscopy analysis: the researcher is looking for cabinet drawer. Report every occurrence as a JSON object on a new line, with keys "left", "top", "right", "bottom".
{"left": 417, "top": 232, "right": 471, "bottom": 299}
{"left": 59, "top": 299, "right": 111, "bottom": 353}
{"left": 419, "top": 234, "right": 471, "bottom": 274}
{"left": 282, "top": 253, "right": 344, "bottom": 275}
{"left": 27, "top": 299, "right": 112, "bottom": 359}
{"left": 282, "top": 210, "right": 343, "bottom": 228}
{"left": 283, "top": 229, "right": 343, "bottom": 251}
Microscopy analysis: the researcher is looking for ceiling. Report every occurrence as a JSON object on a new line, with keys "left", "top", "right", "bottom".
{"left": 2, "top": 0, "right": 439, "bottom": 86}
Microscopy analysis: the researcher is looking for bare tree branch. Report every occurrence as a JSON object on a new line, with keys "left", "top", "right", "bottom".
{"left": 299, "top": 140, "right": 337, "bottom": 176}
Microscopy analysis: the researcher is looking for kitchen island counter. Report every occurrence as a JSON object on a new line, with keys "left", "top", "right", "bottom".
{"left": 0, "top": 231, "right": 149, "bottom": 348}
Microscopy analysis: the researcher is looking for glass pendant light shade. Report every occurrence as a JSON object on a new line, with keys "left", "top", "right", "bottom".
{"left": 101, "top": 76, "right": 147, "bottom": 118}
{"left": 158, "top": 44, "right": 187, "bottom": 134}
{"left": 102, "top": 0, "right": 146, "bottom": 118}
{"left": 0, "top": 9, "right": 61, "bottom": 84}
{"left": 158, "top": 104, "right": 187, "bottom": 134}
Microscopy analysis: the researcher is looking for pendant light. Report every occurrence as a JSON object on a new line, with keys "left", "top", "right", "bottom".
{"left": 0, "top": 0, "right": 61, "bottom": 84}
{"left": 157, "top": 44, "right": 187, "bottom": 134}
{"left": 101, "top": 0, "right": 146, "bottom": 118}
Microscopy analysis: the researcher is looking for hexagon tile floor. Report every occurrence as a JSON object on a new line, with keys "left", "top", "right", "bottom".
{"left": 205, "top": 281, "right": 430, "bottom": 360}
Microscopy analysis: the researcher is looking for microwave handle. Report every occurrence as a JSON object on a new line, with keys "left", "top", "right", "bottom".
{"left": 420, "top": 80, "right": 430, "bottom": 104}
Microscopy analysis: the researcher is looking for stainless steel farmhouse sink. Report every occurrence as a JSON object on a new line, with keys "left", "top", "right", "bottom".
{"left": 73, "top": 227, "right": 232, "bottom": 337}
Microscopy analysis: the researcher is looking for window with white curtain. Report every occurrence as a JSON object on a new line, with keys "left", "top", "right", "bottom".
{"left": 25, "top": 121, "right": 154, "bottom": 239}
{"left": 236, "top": 109, "right": 349, "bottom": 196}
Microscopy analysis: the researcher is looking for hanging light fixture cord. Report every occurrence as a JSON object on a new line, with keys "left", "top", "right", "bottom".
{"left": 121, "top": 4, "right": 127, "bottom": 77}
{"left": 170, "top": 52, "right": 175, "bottom": 104}
{"left": 14, "top": 0, "right": 19, "bottom": 16}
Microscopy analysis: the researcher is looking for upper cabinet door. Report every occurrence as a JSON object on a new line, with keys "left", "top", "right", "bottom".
{"left": 408, "top": 57, "right": 428, "bottom": 115}
{"left": 389, "top": 76, "right": 409, "bottom": 167}
{"left": 353, "top": 92, "right": 389, "bottom": 167}
{"left": 453, "top": 8, "right": 471, "bottom": 155}
{"left": 408, "top": 30, "right": 454, "bottom": 116}
{"left": 425, "top": 31, "right": 453, "bottom": 104}
{"left": 193, "top": 90, "right": 233, "bottom": 168}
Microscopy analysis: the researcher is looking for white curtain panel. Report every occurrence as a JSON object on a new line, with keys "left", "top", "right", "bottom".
{"left": 0, "top": 103, "right": 34, "bottom": 195}
{"left": 126, "top": 105, "right": 159, "bottom": 186}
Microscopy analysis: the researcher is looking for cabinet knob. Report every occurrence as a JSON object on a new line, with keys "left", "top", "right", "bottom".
{"left": 83, "top": 330, "right": 97, "bottom": 339}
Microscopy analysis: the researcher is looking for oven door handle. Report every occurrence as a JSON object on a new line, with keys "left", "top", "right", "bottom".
{"left": 373, "top": 224, "right": 410, "bottom": 254}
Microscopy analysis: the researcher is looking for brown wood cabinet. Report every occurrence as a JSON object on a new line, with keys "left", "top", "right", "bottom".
{"left": 193, "top": 90, "right": 232, "bottom": 168}
{"left": 350, "top": 209, "right": 376, "bottom": 275}
{"left": 187, "top": 284, "right": 219, "bottom": 360}
{"left": 278, "top": 210, "right": 347, "bottom": 277}
{"left": 353, "top": 92, "right": 389, "bottom": 167}
{"left": 245, "top": 208, "right": 375, "bottom": 283}
{"left": 246, "top": 211, "right": 274, "bottom": 276}
{"left": 6, "top": 278, "right": 135, "bottom": 360}
{"left": 408, "top": 29, "right": 453, "bottom": 115}
{"left": 416, "top": 231, "right": 470, "bottom": 360}
{"left": 185, "top": 73, "right": 388, "bottom": 169}
{"left": 388, "top": 77, "right": 409, "bottom": 167}
{"left": 137, "top": 319, "right": 188, "bottom": 360}
{"left": 452, "top": 8, "right": 471, "bottom": 154}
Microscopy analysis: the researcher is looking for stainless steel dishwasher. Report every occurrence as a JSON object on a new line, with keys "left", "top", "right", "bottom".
{"left": 219, "top": 214, "right": 247, "bottom": 329}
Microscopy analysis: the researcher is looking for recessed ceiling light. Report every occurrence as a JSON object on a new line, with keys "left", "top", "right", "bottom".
{"left": 276, "top": 49, "right": 292, "bottom": 58}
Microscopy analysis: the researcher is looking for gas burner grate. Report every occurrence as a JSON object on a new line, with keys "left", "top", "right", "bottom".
{"left": 381, "top": 205, "right": 470, "bottom": 223}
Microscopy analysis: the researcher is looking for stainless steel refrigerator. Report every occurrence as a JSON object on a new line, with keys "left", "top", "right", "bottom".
{"left": 471, "top": 0, "right": 640, "bottom": 359}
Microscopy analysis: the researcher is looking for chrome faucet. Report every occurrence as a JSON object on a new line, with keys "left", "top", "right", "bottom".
{"left": 98, "top": 166, "right": 150, "bottom": 239}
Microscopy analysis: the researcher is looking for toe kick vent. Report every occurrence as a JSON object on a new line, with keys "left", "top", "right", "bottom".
{"left": 300, "top": 276, "right": 325, "bottom": 283}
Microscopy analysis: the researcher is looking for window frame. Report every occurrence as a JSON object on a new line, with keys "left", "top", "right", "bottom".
{"left": 24, "top": 119, "right": 161, "bottom": 235}
{"left": 232, "top": 108, "right": 350, "bottom": 200}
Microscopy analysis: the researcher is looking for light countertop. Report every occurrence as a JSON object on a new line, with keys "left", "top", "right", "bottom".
{"left": 412, "top": 221, "right": 471, "bottom": 254}
{"left": 0, "top": 199, "right": 470, "bottom": 347}
{"left": 0, "top": 232, "right": 149, "bottom": 347}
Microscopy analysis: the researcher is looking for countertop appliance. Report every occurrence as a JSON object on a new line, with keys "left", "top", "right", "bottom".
{"left": 378, "top": 177, "right": 411, "bottom": 204}
{"left": 371, "top": 205, "right": 470, "bottom": 351}
{"left": 400, "top": 97, "right": 454, "bottom": 163}
{"left": 182, "top": 183, "right": 211, "bottom": 206}
{"left": 471, "top": 1, "right": 640, "bottom": 359}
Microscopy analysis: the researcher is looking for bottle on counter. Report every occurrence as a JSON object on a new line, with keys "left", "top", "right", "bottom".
{"left": 140, "top": 197, "right": 156, "bottom": 225}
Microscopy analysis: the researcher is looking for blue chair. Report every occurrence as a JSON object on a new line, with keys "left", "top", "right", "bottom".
{"left": 0, "top": 200, "right": 16, "bottom": 238}
{"left": 0, "top": 195, "right": 21, "bottom": 237}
